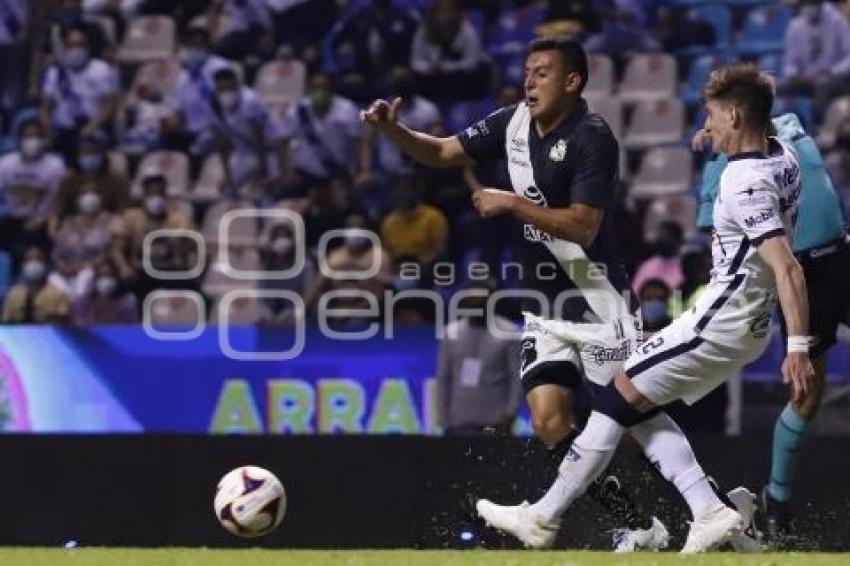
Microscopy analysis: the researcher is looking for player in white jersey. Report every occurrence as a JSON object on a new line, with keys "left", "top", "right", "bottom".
{"left": 476, "top": 63, "right": 816, "bottom": 553}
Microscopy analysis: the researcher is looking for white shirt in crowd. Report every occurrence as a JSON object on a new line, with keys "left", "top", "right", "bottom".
{"left": 82, "top": 0, "right": 144, "bottom": 17}
{"left": 377, "top": 96, "right": 441, "bottom": 174}
{"left": 172, "top": 54, "right": 237, "bottom": 135}
{"left": 410, "top": 19, "right": 484, "bottom": 74}
{"left": 0, "top": 151, "right": 66, "bottom": 220}
{"left": 0, "top": 0, "right": 27, "bottom": 44}
{"left": 784, "top": 1, "right": 850, "bottom": 80}
{"left": 220, "top": 0, "right": 273, "bottom": 33}
{"left": 265, "top": 0, "right": 308, "bottom": 12}
{"left": 42, "top": 58, "right": 120, "bottom": 129}
{"left": 277, "top": 95, "right": 363, "bottom": 179}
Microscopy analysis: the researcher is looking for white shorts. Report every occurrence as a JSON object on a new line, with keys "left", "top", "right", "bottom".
{"left": 624, "top": 314, "right": 768, "bottom": 406}
{"left": 520, "top": 312, "right": 639, "bottom": 392}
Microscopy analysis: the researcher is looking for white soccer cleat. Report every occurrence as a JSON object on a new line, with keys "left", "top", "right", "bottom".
{"left": 475, "top": 499, "right": 559, "bottom": 549}
{"left": 612, "top": 516, "right": 670, "bottom": 552}
{"left": 726, "top": 486, "right": 764, "bottom": 552}
{"left": 681, "top": 503, "right": 744, "bottom": 553}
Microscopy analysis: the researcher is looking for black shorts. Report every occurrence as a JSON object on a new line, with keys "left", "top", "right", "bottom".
{"left": 780, "top": 237, "right": 850, "bottom": 357}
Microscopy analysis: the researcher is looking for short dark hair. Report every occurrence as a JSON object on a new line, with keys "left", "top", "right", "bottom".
{"left": 182, "top": 25, "right": 210, "bottom": 43}
{"left": 703, "top": 63, "right": 774, "bottom": 132}
{"left": 213, "top": 68, "right": 239, "bottom": 85}
{"left": 528, "top": 36, "right": 588, "bottom": 91}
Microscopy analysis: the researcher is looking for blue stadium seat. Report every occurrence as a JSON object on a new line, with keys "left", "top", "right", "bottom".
{"left": 446, "top": 98, "right": 497, "bottom": 135}
{"left": 757, "top": 53, "right": 783, "bottom": 79}
{"left": 682, "top": 55, "right": 725, "bottom": 106}
{"left": 487, "top": 4, "right": 544, "bottom": 57}
{"left": 736, "top": 4, "right": 792, "bottom": 56}
{"left": 0, "top": 251, "right": 11, "bottom": 301}
{"left": 773, "top": 96, "right": 814, "bottom": 133}
{"left": 689, "top": 3, "right": 732, "bottom": 47}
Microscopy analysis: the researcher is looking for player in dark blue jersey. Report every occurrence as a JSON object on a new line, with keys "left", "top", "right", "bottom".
{"left": 362, "top": 36, "right": 668, "bottom": 550}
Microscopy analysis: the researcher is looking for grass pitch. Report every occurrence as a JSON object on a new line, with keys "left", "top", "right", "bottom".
{"left": 1, "top": 549, "right": 847, "bottom": 566}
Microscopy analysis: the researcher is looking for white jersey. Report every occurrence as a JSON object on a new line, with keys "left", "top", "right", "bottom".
{"left": 42, "top": 59, "right": 119, "bottom": 129}
{"left": 0, "top": 151, "right": 66, "bottom": 220}
{"left": 683, "top": 138, "right": 801, "bottom": 348}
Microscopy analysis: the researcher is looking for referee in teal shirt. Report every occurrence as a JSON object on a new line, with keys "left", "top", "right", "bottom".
{"left": 695, "top": 113, "right": 849, "bottom": 544}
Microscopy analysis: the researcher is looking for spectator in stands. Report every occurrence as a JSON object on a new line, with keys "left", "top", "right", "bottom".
{"left": 121, "top": 81, "right": 173, "bottom": 154}
{"left": 540, "top": 0, "right": 602, "bottom": 37}
{"left": 268, "top": 0, "right": 337, "bottom": 53}
{"left": 49, "top": 183, "right": 126, "bottom": 304}
{"left": 2, "top": 246, "right": 71, "bottom": 324}
{"left": 258, "top": 220, "right": 315, "bottom": 324}
{"left": 209, "top": 67, "right": 287, "bottom": 199}
{"left": 329, "top": 0, "right": 420, "bottom": 101}
{"left": 73, "top": 259, "right": 139, "bottom": 324}
{"left": 170, "top": 25, "right": 235, "bottom": 159}
{"left": 583, "top": 0, "right": 660, "bottom": 56}
{"left": 673, "top": 242, "right": 711, "bottom": 315}
{"left": 638, "top": 277, "right": 672, "bottom": 334}
{"left": 631, "top": 220, "right": 684, "bottom": 294}
{"left": 39, "top": 25, "right": 120, "bottom": 164}
{"left": 0, "top": 0, "right": 28, "bottom": 108}
{"left": 0, "top": 119, "right": 66, "bottom": 269}
{"left": 303, "top": 210, "right": 393, "bottom": 320}
{"left": 653, "top": 3, "right": 717, "bottom": 53}
{"left": 410, "top": 0, "right": 490, "bottom": 101}
{"left": 208, "top": 0, "right": 276, "bottom": 62}
{"left": 781, "top": 0, "right": 850, "bottom": 119}
{"left": 277, "top": 71, "right": 366, "bottom": 195}
{"left": 51, "top": 133, "right": 129, "bottom": 230}
{"left": 121, "top": 174, "right": 195, "bottom": 286}
{"left": 436, "top": 278, "right": 522, "bottom": 436}
{"left": 380, "top": 176, "right": 448, "bottom": 268}
{"left": 300, "top": 179, "right": 350, "bottom": 249}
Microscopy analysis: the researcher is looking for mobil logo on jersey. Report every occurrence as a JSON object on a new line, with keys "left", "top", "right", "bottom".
{"left": 744, "top": 208, "right": 775, "bottom": 228}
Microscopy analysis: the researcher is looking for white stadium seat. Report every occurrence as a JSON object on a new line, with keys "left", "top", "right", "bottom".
{"left": 587, "top": 95, "right": 623, "bottom": 141}
{"left": 201, "top": 247, "right": 260, "bottom": 298}
{"left": 619, "top": 54, "right": 677, "bottom": 104}
{"left": 118, "top": 15, "right": 176, "bottom": 64}
{"left": 132, "top": 151, "right": 191, "bottom": 198}
{"left": 147, "top": 293, "right": 204, "bottom": 327}
{"left": 817, "top": 96, "right": 850, "bottom": 149}
{"left": 630, "top": 146, "right": 693, "bottom": 199}
{"left": 643, "top": 194, "right": 699, "bottom": 241}
{"left": 623, "top": 99, "right": 685, "bottom": 149}
{"left": 191, "top": 154, "right": 226, "bottom": 203}
{"left": 210, "top": 295, "right": 272, "bottom": 325}
{"left": 585, "top": 54, "right": 615, "bottom": 98}
{"left": 255, "top": 59, "right": 307, "bottom": 106}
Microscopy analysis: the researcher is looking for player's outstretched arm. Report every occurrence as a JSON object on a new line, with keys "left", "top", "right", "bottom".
{"left": 757, "top": 235, "right": 816, "bottom": 401}
{"left": 361, "top": 97, "right": 474, "bottom": 169}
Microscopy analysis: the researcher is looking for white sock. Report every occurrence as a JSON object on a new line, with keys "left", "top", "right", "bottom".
{"left": 629, "top": 412, "right": 722, "bottom": 518}
{"left": 530, "top": 412, "right": 624, "bottom": 523}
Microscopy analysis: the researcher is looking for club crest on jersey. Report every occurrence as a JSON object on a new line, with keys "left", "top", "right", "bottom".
{"left": 549, "top": 139, "right": 568, "bottom": 162}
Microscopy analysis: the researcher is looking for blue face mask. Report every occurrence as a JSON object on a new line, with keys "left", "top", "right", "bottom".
{"left": 79, "top": 154, "right": 103, "bottom": 173}
{"left": 641, "top": 299, "right": 668, "bottom": 326}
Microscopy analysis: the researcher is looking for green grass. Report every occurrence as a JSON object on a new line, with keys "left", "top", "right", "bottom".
{"left": 0, "top": 549, "right": 847, "bottom": 566}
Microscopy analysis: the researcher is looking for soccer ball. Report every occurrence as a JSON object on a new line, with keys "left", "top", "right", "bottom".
{"left": 214, "top": 465, "right": 287, "bottom": 538}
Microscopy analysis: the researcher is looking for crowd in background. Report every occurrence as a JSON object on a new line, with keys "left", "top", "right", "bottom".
{"left": 0, "top": 0, "right": 848, "bottom": 330}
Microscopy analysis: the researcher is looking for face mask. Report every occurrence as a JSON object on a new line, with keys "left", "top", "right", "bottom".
{"left": 801, "top": 5, "right": 822, "bottom": 24}
{"left": 218, "top": 90, "right": 240, "bottom": 110}
{"left": 641, "top": 299, "right": 668, "bottom": 326}
{"left": 23, "top": 260, "right": 46, "bottom": 282}
{"left": 95, "top": 276, "right": 117, "bottom": 297}
{"left": 21, "top": 137, "right": 44, "bottom": 159}
{"left": 181, "top": 47, "right": 208, "bottom": 69}
{"left": 64, "top": 47, "right": 89, "bottom": 70}
{"left": 79, "top": 154, "right": 103, "bottom": 173}
{"left": 78, "top": 192, "right": 101, "bottom": 215}
{"left": 310, "top": 90, "right": 332, "bottom": 113}
{"left": 145, "top": 195, "right": 167, "bottom": 216}
{"left": 270, "top": 236, "right": 294, "bottom": 255}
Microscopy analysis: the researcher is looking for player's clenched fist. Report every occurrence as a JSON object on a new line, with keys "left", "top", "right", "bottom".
{"left": 471, "top": 188, "right": 517, "bottom": 217}
{"left": 360, "top": 97, "right": 403, "bottom": 128}
{"left": 781, "top": 351, "right": 816, "bottom": 403}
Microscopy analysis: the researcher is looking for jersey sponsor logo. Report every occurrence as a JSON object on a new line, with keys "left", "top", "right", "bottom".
{"left": 773, "top": 163, "right": 800, "bottom": 191}
{"left": 750, "top": 311, "right": 771, "bottom": 339}
{"left": 523, "top": 224, "right": 553, "bottom": 243}
{"left": 582, "top": 341, "right": 631, "bottom": 366}
{"left": 510, "top": 138, "right": 526, "bottom": 152}
{"left": 737, "top": 195, "right": 768, "bottom": 206}
{"left": 743, "top": 209, "right": 775, "bottom": 228}
{"left": 565, "top": 446, "right": 582, "bottom": 462}
{"left": 779, "top": 183, "right": 802, "bottom": 213}
{"left": 520, "top": 336, "right": 537, "bottom": 371}
{"left": 523, "top": 185, "right": 547, "bottom": 206}
{"left": 509, "top": 156, "right": 530, "bottom": 168}
{"left": 464, "top": 119, "right": 489, "bottom": 139}
{"left": 549, "top": 139, "right": 568, "bottom": 162}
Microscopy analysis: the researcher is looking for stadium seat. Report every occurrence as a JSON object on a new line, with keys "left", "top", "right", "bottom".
{"left": 817, "top": 96, "right": 850, "bottom": 149}
{"left": 108, "top": 151, "right": 129, "bottom": 177}
{"left": 618, "top": 54, "right": 677, "bottom": 104}
{"left": 735, "top": 4, "right": 792, "bottom": 56}
{"left": 757, "top": 53, "right": 783, "bottom": 79}
{"left": 132, "top": 151, "right": 190, "bottom": 198}
{"left": 147, "top": 292, "right": 205, "bottom": 327}
{"left": 643, "top": 194, "right": 699, "bottom": 241}
{"left": 201, "top": 247, "right": 260, "bottom": 298}
{"left": 587, "top": 96, "right": 623, "bottom": 141}
{"left": 211, "top": 294, "right": 271, "bottom": 325}
{"left": 0, "top": 251, "right": 11, "bottom": 300}
{"left": 128, "top": 59, "right": 182, "bottom": 104}
{"left": 585, "top": 54, "right": 615, "bottom": 98}
{"left": 773, "top": 96, "right": 814, "bottom": 133}
{"left": 201, "top": 200, "right": 259, "bottom": 248}
{"left": 623, "top": 99, "right": 685, "bottom": 149}
{"left": 446, "top": 98, "right": 497, "bottom": 135}
{"left": 682, "top": 55, "right": 724, "bottom": 106}
{"left": 192, "top": 154, "right": 226, "bottom": 203}
{"left": 630, "top": 146, "right": 693, "bottom": 199}
{"left": 118, "top": 15, "right": 177, "bottom": 64}
{"left": 255, "top": 59, "right": 307, "bottom": 106}
{"left": 487, "top": 4, "right": 544, "bottom": 56}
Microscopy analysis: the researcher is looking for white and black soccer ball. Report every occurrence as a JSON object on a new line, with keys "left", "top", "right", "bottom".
{"left": 214, "top": 465, "right": 286, "bottom": 538}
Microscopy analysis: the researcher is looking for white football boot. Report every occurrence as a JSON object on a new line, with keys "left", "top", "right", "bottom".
{"left": 726, "top": 487, "right": 764, "bottom": 552}
{"left": 475, "top": 499, "right": 560, "bottom": 549}
{"left": 612, "top": 516, "right": 671, "bottom": 552}
{"left": 681, "top": 502, "right": 744, "bottom": 553}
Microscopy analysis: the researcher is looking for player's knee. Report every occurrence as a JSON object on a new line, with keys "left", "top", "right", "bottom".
{"left": 531, "top": 412, "right": 573, "bottom": 448}
{"left": 594, "top": 380, "right": 658, "bottom": 428}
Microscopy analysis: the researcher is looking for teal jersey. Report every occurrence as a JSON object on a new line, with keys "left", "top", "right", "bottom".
{"left": 697, "top": 113, "right": 846, "bottom": 252}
